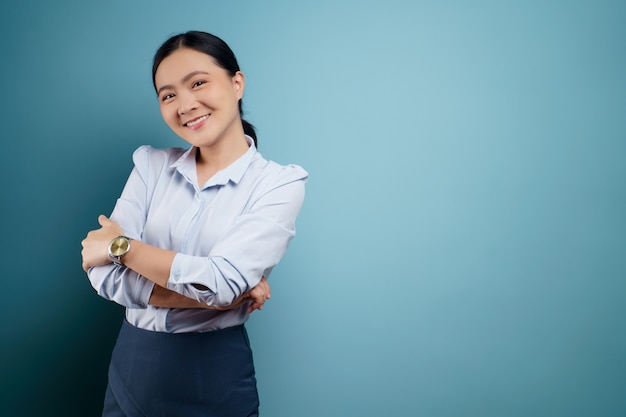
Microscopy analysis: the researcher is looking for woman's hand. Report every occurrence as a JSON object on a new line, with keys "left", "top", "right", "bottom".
{"left": 218, "top": 277, "right": 271, "bottom": 313}
{"left": 81, "top": 215, "right": 124, "bottom": 272}
{"left": 245, "top": 276, "right": 271, "bottom": 313}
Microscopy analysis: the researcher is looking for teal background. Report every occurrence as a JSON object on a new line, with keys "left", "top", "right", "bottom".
{"left": 1, "top": 0, "right": 625, "bottom": 416}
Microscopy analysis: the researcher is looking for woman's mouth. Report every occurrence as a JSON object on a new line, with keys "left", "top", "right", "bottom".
{"left": 184, "top": 114, "right": 210, "bottom": 129}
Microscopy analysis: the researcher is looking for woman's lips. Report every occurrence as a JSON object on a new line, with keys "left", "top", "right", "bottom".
{"left": 184, "top": 114, "right": 210, "bottom": 129}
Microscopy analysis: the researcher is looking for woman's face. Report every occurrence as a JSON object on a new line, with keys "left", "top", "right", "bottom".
{"left": 154, "top": 48, "right": 245, "bottom": 150}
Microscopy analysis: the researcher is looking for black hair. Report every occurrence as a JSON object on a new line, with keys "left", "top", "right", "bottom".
{"left": 152, "top": 31, "right": 257, "bottom": 147}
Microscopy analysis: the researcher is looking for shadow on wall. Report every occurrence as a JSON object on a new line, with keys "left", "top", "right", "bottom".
{"left": 4, "top": 284, "right": 124, "bottom": 416}
{"left": 2, "top": 124, "right": 161, "bottom": 416}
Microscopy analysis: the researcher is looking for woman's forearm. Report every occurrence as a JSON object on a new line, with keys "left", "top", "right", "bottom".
{"left": 149, "top": 284, "right": 256, "bottom": 311}
{"left": 149, "top": 285, "right": 211, "bottom": 309}
{"left": 123, "top": 239, "right": 175, "bottom": 288}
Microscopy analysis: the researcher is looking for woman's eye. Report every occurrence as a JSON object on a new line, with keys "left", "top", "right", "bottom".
{"left": 161, "top": 93, "right": 175, "bottom": 102}
{"left": 192, "top": 80, "right": 206, "bottom": 88}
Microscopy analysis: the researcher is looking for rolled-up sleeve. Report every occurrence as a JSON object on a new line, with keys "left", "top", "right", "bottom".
{"left": 167, "top": 167, "right": 307, "bottom": 306}
{"left": 88, "top": 264, "right": 155, "bottom": 308}
{"left": 86, "top": 146, "right": 157, "bottom": 308}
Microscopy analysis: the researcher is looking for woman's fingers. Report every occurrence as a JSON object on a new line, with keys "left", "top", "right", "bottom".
{"left": 246, "top": 277, "right": 271, "bottom": 313}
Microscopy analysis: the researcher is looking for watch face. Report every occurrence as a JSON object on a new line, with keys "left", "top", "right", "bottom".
{"left": 110, "top": 237, "right": 130, "bottom": 257}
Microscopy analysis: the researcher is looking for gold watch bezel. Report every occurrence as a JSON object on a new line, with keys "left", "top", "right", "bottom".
{"left": 108, "top": 236, "right": 131, "bottom": 263}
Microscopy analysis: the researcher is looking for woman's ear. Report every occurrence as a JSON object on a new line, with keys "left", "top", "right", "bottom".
{"left": 233, "top": 71, "right": 245, "bottom": 99}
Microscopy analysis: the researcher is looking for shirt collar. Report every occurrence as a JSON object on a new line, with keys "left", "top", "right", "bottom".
{"left": 170, "top": 135, "right": 257, "bottom": 188}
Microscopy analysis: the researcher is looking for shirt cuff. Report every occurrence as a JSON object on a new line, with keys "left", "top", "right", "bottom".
{"left": 136, "top": 277, "right": 156, "bottom": 308}
{"left": 168, "top": 253, "right": 217, "bottom": 297}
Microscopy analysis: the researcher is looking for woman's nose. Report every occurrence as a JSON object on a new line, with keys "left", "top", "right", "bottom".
{"left": 178, "top": 93, "right": 198, "bottom": 115}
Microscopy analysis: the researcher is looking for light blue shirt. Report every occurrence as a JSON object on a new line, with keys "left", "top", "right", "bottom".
{"left": 88, "top": 137, "right": 308, "bottom": 333}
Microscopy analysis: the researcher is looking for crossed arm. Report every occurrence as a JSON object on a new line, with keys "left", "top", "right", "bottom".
{"left": 149, "top": 277, "right": 270, "bottom": 312}
{"left": 81, "top": 215, "right": 271, "bottom": 313}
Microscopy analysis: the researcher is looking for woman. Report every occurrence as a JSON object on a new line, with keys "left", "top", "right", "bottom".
{"left": 81, "top": 31, "right": 308, "bottom": 416}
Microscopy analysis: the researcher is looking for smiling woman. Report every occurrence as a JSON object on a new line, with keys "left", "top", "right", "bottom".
{"left": 80, "top": 31, "right": 308, "bottom": 417}
{"left": 152, "top": 31, "right": 258, "bottom": 147}
{"left": 155, "top": 48, "right": 250, "bottom": 183}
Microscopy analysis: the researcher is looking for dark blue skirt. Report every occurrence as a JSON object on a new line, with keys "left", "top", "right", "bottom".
{"left": 103, "top": 320, "right": 259, "bottom": 417}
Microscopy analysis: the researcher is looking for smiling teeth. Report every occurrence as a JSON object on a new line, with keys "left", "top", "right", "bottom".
{"left": 185, "top": 115, "right": 209, "bottom": 127}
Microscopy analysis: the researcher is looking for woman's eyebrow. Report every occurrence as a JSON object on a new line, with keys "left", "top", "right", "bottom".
{"left": 157, "top": 71, "right": 210, "bottom": 95}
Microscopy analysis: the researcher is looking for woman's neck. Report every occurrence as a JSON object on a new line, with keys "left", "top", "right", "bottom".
{"left": 195, "top": 134, "right": 250, "bottom": 185}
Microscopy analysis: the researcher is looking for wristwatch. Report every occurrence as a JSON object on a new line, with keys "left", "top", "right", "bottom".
{"left": 108, "top": 236, "right": 131, "bottom": 265}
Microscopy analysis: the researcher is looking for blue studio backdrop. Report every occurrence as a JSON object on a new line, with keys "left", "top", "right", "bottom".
{"left": 1, "top": 1, "right": 625, "bottom": 416}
